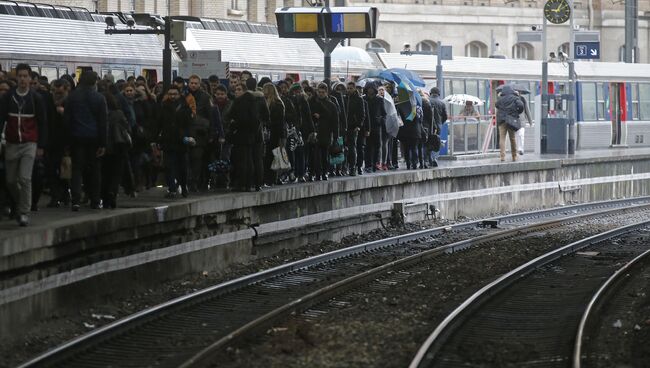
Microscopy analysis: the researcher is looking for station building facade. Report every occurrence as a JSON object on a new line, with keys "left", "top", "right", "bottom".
{"left": 44, "top": 0, "right": 649, "bottom": 63}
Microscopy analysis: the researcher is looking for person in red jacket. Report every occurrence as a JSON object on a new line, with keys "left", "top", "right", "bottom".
{"left": 0, "top": 63, "right": 47, "bottom": 226}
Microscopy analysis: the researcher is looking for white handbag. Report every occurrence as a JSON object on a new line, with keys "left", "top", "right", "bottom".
{"left": 271, "top": 146, "right": 291, "bottom": 171}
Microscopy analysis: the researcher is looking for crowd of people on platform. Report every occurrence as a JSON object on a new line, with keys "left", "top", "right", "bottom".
{"left": 0, "top": 64, "right": 452, "bottom": 226}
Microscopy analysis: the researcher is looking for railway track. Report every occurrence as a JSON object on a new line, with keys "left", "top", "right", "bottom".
{"left": 409, "top": 221, "right": 650, "bottom": 368}
{"left": 18, "top": 198, "right": 650, "bottom": 368}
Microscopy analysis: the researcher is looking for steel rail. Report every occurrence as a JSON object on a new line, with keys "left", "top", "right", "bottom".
{"left": 408, "top": 218, "right": 650, "bottom": 368}
{"left": 179, "top": 202, "right": 650, "bottom": 368}
{"left": 17, "top": 196, "right": 650, "bottom": 368}
{"left": 572, "top": 242, "right": 650, "bottom": 368}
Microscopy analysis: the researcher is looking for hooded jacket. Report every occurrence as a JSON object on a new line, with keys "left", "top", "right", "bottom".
{"left": 64, "top": 85, "right": 108, "bottom": 146}
{"left": 495, "top": 85, "right": 524, "bottom": 125}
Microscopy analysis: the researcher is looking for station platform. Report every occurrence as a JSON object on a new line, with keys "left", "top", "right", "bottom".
{"left": 2, "top": 147, "right": 650, "bottom": 337}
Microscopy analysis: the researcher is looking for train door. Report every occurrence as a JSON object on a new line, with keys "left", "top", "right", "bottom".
{"left": 75, "top": 66, "right": 93, "bottom": 81}
{"left": 610, "top": 82, "right": 627, "bottom": 147}
{"left": 142, "top": 69, "right": 158, "bottom": 84}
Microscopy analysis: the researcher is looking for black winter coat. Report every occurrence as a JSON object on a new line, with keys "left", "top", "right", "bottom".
{"left": 429, "top": 95, "right": 447, "bottom": 134}
{"left": 229, "top": 91, "right": 269, "bottom": 146}
{"left": 309, "top": 96, "right": 339, "bottom": 146}
{"left": 364, "top": 94, "right": 386, "bottom": 137}
{"left": 421, "top": 98, "right": 434, "bottom": 139}
{"left": 344, "top": 92, "right": 365, "bottom": 131}
{"left": 292, "top": 94, "right": 314, "bottom": 137}
{"left": 157, "top": 99, "right": 192, "bottom": 152}
{"left": 496, "top": 85, "right": 524, "bottom": 125}
{"left": 268, "top": 100, "right": 287, "bottom": 147}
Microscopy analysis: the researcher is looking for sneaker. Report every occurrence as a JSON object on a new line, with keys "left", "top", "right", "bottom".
{"left": 71, "top": 204, "right": 80, "bottom": 212}
{"left": 431, "top": 160, "right": 439, "bottom": 168}
{"left": 18, "top": 214, "right": 29, "bottom": 227}
{"left": 518, "top": 150, "right": 524, "bottom": 155}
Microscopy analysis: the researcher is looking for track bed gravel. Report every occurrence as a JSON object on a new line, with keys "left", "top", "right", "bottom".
{"left": 213, "top": 219, "right": 647, "bottom": 368}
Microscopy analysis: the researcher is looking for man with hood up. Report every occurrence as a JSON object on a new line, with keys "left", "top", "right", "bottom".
{"left": 495, "top": 85, "right": 524, "bottom": 162}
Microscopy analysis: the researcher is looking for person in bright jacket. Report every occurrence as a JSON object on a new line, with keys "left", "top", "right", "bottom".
{"left": 495, "top": 85, "right": 524, "bottom": 162}
{"left": 0, "top": 63, "right": 47, "bottom": 226}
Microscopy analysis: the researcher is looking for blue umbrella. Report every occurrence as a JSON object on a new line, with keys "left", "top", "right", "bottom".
{"left": 386, "top": 68, "right": 426, "bottom": 88}
{"left": 359, "top": 69, "right": 423, "bottom": 122}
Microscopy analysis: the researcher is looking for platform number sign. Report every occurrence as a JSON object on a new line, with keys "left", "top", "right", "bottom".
{"left": 574, "top": 42, "right": 600, "bottom": 60}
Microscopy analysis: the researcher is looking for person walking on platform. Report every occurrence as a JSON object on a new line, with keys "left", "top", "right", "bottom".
{"left": 101, "top": 91, "right": 130, "bottom": 209}
{"left": 228, "top": 78, "right": 269, "bottom": 191}
{"left": 309, "top": 83, "right": 339, "bottom": 181}
{"left": 45, "top": 78, "right": 71, "bottom": 208}
{"left": 0, "top": 63, "right": 47, "bottom": 226}
{"left": 516, "top": 94, "right": 532, "bottom": 156}
{"left": 495, "top": 85, "right": 524, "bottom": 162}
{"left": 186, "top": 74, "right": 212, "bottom": 192}
{"left": 429, "top": 87, "right": 447, "bottom": 168}
{"left": 344, "top": 81, "right": 365, "bottom": 176}
{"left": 157, "top": 86, "right": 193, "bottom": 198}
{"left": 64, "top": 70, "right": 107, "bottom": 211}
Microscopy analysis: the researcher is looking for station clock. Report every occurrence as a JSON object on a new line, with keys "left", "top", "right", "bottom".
{"left": 544, "top": 0, "right": 571, "bottom": 25}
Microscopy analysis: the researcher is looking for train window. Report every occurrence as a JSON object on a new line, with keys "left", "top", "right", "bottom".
{"left": 0, "top": 1, "right": 18, "bottom": 15}
{"left": 71, "top": 7, "right": 92, "bottom": 21}
{"left": 112, "top": 69, "right": 126, "bottom": 81}
{"left": 101, "top": 68, "right": 110, "bottom": 79}
{"left": 596, "top": 82, "right": 606, "bottom": 120}
{"left": 466, "top": 80, "right": 478, "bottom": 97}
{"left": 17, "top": 3, "right": 38, "bottom": 17}
{"left": 628, "top": 84, "right": 640, "bottom": 121}
{"left": 41, "top": 66, "right": 58, "bottom": 83}
{"left": 59, "top": 67, "right": 68, "bottom": 78}
{"left": 639, "top": 84, "right": 650, "bottom": 120}
{"left": 53, "top": 6, "right": 74, "bottom": 19}
{"left": 35, "top": 4, "right": 54, "bottom": 17}
{"left": 581, "top": 83, "right": 598, "bottom": 121}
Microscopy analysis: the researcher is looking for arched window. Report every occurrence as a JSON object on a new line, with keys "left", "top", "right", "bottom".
{"left": 558, "top": 42, "right": 570, "bottom": 58}
{"left": 416, "top": 40, "right": 438, "bottom": 54}
{"left": 366, "top": 39, "right": 390, "bottom": 53}
{"left": 512, "top": 42, "right": 534, "bottom": 60}
{"left": 619, "top": 45, "right": 638, "bottom": 62}
{"left": 465, "top": 41, "right": 488, "bottom": 58}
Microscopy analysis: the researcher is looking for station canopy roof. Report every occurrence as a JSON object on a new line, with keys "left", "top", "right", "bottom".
{"left": 0, "top": 14, "right": 170, "bottom": 64}
{"left": 182, "top": 28, "right": 377, "bottom": 72}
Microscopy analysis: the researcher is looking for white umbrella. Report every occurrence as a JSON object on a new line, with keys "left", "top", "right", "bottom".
{"left": 443, "top": 94, "right": 484, "bottom": 106}
{"left": 383, "top": 92, "right": 401, "bottom": 138}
